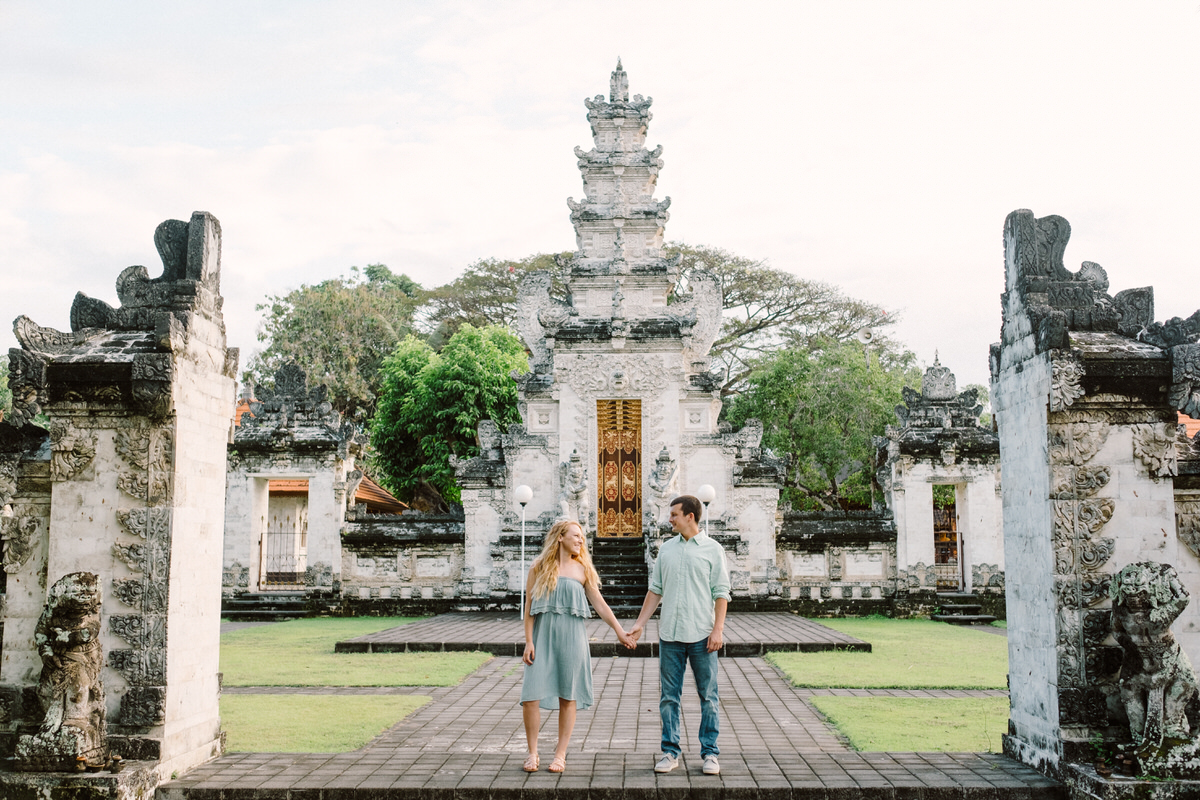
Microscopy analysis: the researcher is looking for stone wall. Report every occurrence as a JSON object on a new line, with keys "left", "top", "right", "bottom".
{"left": 993, "top": 208, "right": 1200, "bottom": 777}
{"left": 0, "top": 212, "right": 236, "bottom": 781}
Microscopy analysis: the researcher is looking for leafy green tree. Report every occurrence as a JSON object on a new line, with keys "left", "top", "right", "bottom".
{"left": 724, "top": 339, "right": 921, "bottom": 510}
{"left": 246, "top": 264, "right": 422, "bottom": 421}
{"left": 666, "top": 243, "right": 897, "bottom": 394}
{"left": 370, "top": 325, "right": 528, "bottom": 504}
{"left": 422, "top": 253, "right": 571, "bottom": 342}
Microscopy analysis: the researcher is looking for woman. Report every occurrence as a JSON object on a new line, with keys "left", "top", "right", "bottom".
{"left": 521, "top": 518, "right": 635, "bottom": 773}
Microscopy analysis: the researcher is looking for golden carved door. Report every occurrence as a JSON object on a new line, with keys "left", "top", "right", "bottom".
{"left": 596, "top": 399, "right": 641, "bottom": 537}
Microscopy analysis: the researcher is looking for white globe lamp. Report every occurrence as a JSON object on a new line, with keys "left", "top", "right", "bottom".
{"left": 697, "top": 484, "right": 716, "bottom": 535}
{"left": 515, "top": 485, "right": 533, "bottom": 614}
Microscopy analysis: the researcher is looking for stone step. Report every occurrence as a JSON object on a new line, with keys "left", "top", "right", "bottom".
{"left": 938, "top": 603, "right": 983, "bottom": 615}
{"left": 930, "top": 614, "right": 997, "bottom": 625}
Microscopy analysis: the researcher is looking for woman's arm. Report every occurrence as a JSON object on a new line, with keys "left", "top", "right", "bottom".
{"left": 586, "top": 583, "right": 636, "bottom": 649}
{"left": 523, "top": 566, "right": 537, "bottom": 665}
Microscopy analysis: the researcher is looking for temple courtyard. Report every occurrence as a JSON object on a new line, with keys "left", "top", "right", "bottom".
{"left": 157, "top": 614, "right": 1057, "bottom": 799}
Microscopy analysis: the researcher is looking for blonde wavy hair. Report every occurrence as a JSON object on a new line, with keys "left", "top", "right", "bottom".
{"left": 527, "top": 518, "right": 600, "bottom": 601}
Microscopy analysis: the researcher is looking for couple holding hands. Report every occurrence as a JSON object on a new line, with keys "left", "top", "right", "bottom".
{"left": 520, "top": 495, "right": 731, "bottom": 776}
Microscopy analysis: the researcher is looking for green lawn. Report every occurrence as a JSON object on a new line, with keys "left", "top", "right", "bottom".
{"left": 767, "top": 618, "right": 1007, "bottom": 689}
{"left": 810, "top": 696, "right": 1008, "bottom": 752}
{"left": 221, "top": 694, "right": 430, "bottom": 752}
{"left": 220, "top": 617, "right": 492, "bottom": 686}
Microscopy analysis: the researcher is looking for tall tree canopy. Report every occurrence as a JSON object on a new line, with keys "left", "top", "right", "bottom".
{"left": 724, "top": 339, "right": 921, "bottom": 511}
{"left": 421, "top": 253, "right": 571, "bottom": 342}
{"left": 246, "top": 264, "right": 421, "bottom": 421}
{"left": 370, "top": 324, "right": 528, "bottom": 504}
{"left": 666, "top": 243, "right": 897, "bottom": 394}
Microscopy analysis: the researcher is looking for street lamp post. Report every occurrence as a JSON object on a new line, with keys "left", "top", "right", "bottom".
{"left": 514, "top": 485, "right": 533, "bottom": 615}
{"left": 697, "top": 484, "right": 716, "bottom": 536}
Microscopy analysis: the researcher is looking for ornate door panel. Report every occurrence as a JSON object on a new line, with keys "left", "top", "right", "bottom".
{"left": 597, "top": 399, "right": 641, "bottom": 537}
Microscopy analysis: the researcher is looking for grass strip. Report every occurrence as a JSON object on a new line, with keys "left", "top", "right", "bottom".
{"left": 221, "top": 694, "right": 429, "bottom": 752}
{"left": 220, "top": 617, "right": 491, "bottom": 686}
{"left": 809, "top": 696, "right": 1008, "bottom": 752}
{"left": 767, "top": 618, "right": 1006, "bottom": 688}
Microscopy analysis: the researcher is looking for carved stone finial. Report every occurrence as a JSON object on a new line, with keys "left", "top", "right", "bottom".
{"left": 921, "top": 361, "right": 956, "bottom": 401}
{"left": 14, "top": 572, "right": 107, "bottom": 771}
{"left": 610, "top": 59, "right": 629, "bottom": 103}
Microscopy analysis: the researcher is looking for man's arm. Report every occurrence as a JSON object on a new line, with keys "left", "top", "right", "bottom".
{"left": 628, "top": 590, "right": 662, "bottom": 642}
{"left": 707, "top": 597, "right": 727, "bottom": 652}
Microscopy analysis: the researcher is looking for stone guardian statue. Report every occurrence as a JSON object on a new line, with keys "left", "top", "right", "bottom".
{"left": 14, "top": 572, "right": 107, "bottom": 771}
{"left": 558, "top": 449, "right": 589, "bottom": 522}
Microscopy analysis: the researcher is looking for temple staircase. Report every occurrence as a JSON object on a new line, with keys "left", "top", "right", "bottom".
{"left": 591, "top": 535, "right": 649, "bottom": 618}
{"left": 931, "top": 592, "right": 997, "bottom": 625}
{"left": 221, "top": 591, "right": 310, "bottom": 621}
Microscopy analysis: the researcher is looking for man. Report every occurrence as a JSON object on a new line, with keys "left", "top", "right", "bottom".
{"left": 629, "top": 494, "right": 730, "bottom": 775}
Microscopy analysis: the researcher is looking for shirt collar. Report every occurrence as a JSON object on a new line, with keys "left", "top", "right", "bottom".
{"left": 679, "top": 531, "right": 709, "bottom": 545}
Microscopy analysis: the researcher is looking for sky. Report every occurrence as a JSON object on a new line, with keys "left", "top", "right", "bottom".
{"left": 2, "top": 1, "right": 1198, "bottom": 391}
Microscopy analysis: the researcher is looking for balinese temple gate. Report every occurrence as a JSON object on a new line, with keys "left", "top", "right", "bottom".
{"left": 450, "top": 63, "right": 786, "bottom": 610}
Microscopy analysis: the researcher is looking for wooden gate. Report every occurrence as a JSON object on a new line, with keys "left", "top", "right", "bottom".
{"left": 597, "top": 399, "right": 641, "bottom": 537}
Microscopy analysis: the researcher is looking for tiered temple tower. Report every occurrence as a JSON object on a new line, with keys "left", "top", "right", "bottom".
{"left": 449, "top": 62, "right": 784, "bottom": 608}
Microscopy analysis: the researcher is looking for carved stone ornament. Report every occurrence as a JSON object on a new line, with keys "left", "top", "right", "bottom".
{"left": 557, "top": 449, "right": 589, "bottom": 521}
{"left": 119, "top": 686, "right": 166, "bottom": 727}
{"left": 1051, "top": 465, "right": 1110, "bottom": 499}
{"left": 116, "top": 507, "right": 171, "bottom": 542}
{"left": 48, "top": 420, "right": 96, "bottom": 482}
{"left": 13, "top": 572, "right": 107, "bottom": 771}
{"left": 1049, "top": 422, "right": 1109, "bottom": 466}
{"left": 108, "top": 614, "right": 165, "bottom": 649}
{"left": 107, "top": 648, "right": 165, "bottom": 685}
{"left": 1049, "top": 352, "right": 1086, "bottom": 412}
{"left": 558, "top": 353, "right": 670, "bottom": 398}
{"left": 0, "top": 452, "right": 19, "bottom": 508}
{"left": 1109, "top": 562, "right": 1199, "bottom": 756}
{"left": 1169, "top": 343, "right": 1200, "bottom": 419}
{"left": 1176, "top": 500, "right": 1200, "bottom": 559}
{"left": 2, "top": 511, "right": 41, "bottom": 573}
{"left": 1132, "top": 423, "right": 1178, "bottom": 478}
{"left": 111, "top": 542, "right": 147, "bottom": 572}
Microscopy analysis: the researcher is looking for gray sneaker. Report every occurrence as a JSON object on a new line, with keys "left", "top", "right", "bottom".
{"left": 702, "top": 755, "right": 720, "bottom": 775}
{"left": 654, "top": 754, "right": 679, "bottom": 773}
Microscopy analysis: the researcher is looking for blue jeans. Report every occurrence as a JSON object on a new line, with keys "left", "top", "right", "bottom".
{"left": 659, "top": 639, "right": 719, "bottom": 758}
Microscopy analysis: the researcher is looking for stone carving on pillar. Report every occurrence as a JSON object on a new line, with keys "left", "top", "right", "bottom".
{"left": 1109, "top": 562, "right": 1200, "bottom": 775}
{"left": 4, "top": 348, "right": 46, "bottom": 429}
{"left": 647, "top": 446, "right": 678, "bottom": 527}
{"left": 48, "top": 420, "right": 96, "bottom": 482}
{"left": 13, "top": 572, "right": 107, "bottom": 771}
{"left": 557, "top": 449, "right": 589, "bottom": 521}
{"left": 1050, "top": 352, "right": 1086, "bottom": 412}
{"left": 1176, "top": 500, "right": 1200, "bottom": 559}
{"left": 2, "top": 512, "right": 41, "bottom": 573}
{"left": 1131, "top": 423, "right": 1178, "bottom": 478}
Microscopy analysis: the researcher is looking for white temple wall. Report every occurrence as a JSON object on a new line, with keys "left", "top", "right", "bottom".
{"left": 893, "top": 473, "right": 935, "bottom": 572}
{"left": 0, "top": 461, "right": 49, "bottom": 685}
{"left": 160, "top": 317, "right": 235, "bottom": 778}
{"left": 306, "top": 468, "right": 340, "bottom": 585}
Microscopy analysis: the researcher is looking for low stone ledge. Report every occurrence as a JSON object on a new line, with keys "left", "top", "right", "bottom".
{"left": 0, "top": 759, "right": 157, "bottom": 800}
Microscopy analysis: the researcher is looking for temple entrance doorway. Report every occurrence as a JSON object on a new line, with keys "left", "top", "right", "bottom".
{"left": 259, "top": 479, "right": 309, "bottom": 588}
{"left": 932, "top": 484, "right": 962, "bottom": 590}
{"left": 596, "top": 399, "right": 641, "bottom": 537}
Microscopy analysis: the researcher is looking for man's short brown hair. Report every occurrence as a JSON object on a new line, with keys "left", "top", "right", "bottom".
{"left": 670, "top": 495, "right": 703, "bottom": 523}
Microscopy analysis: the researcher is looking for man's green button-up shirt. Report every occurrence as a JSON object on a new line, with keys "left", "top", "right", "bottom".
{"left": 648, "top": 531, "right": 732, "bottom": 643}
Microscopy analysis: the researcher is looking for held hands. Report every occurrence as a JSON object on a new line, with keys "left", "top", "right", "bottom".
{"left": 628, "top": 623, "right": 644, "bottom": 644}
{"left": 617, "top": 629, "right": 637, "bottom": 649}
{"left": 523, "top": 642, "right": 535, "bottom": 665}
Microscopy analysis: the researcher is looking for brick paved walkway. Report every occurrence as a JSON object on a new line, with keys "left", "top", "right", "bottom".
{"left": 334, "top": 611, "right": 872, "bottom": 657}
{"left": 166, "top": 636, "right": 1060, "bottom": 798}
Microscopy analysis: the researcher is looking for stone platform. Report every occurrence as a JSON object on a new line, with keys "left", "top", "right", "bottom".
{"left": 162, "top": 646, "right": 1057, "bottom": 798}
{"left": 333, "top": 611, "right": 872, "bottom": 657}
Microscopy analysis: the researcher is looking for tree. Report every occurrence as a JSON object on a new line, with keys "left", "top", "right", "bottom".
{"left": 421, "top": 253, "right": 571, "bottom": 342}
{"left": 666, "top": 243, "right": 897, "bottom": 394}
{"left": 246, "top": 264, "right": 422, "bottom": 421}
{"left": 724, "top": 339, "right": 921, "bottom": 510}
{"left": 370, "top": 325, "right": 529, "bottom": 504}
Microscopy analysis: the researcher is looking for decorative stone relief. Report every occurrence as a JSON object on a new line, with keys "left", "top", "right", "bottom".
{"left": 48, "top": 421, "right": 96, "bottom": 482}
{"left": 112, "top": 542, "right": 146, "bottom": 572}
{"left": 13, "top": 572, "right": 107, "bottom": 771}
{"left": 2, "top": 511, "right": 41, "bottom": 573}
{"left": 1050, "top": 352, "right": 1086, "bottom": 412}
{"left": 118, "top": 687, "right": 166, "bottom": 727}
{"left": 115, "top": 507, "right": 171, "bottom": 541}
{"left": 5, "top": 348, "right": 47, "bottom": 428}
{"left": 0, "top": 452, "right": 19, "bottom": 508}
{"left": 1131, "top": 423, "right": 1178, "bottom": 478}
{"left": 108, "top": 614, "right": 165, "bottom": 650}
{"left": 107, "top": 648, "right": 165, "bottom": 685}
{"left": 557, "top": 353, "right": 670, "bottom": 398}
{"left": 1169, "top": 343, "right": 1200, "bottom": 419}
{"left": 1110, "top": 562, "right": 1198, "bottom": 752}
{"left": 1175, "top": 500, "right": 1200, "bottom": 558}
{"left": 1049, "top": 422, "right": 1109, "bottom": 466}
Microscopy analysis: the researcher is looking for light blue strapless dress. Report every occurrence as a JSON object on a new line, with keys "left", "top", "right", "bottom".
{"left": 520, "top": 576, "right": 593, "bottom": 711}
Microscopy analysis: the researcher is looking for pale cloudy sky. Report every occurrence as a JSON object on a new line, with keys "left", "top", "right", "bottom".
{"left": 2, "top": 1, "right": 1198, "bottom": 390}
